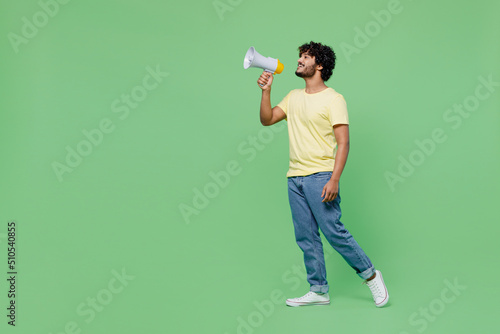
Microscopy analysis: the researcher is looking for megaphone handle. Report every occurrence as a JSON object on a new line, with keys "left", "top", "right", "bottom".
{"left": 259, "top": 69, "right": 273, "bottom": 86}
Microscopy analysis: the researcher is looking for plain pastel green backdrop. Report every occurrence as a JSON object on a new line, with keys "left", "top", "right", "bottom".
{"left": 1, "top": 0, "right": 499, "bottom": 333}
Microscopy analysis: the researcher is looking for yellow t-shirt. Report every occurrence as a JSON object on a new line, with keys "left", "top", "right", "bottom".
{"left": 277, "top": 87, "right": 349, "bottom": 177}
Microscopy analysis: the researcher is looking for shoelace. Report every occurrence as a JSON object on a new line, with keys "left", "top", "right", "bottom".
{"left": 363, "top": 279, "right": 383, "bottom": 297}
{"left": 296, "top": 291, "right": 316, "bottom": 300}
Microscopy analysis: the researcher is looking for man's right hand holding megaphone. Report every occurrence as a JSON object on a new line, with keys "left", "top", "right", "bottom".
{"left": 257, "top": 71, "right": 274, "bottom": 91}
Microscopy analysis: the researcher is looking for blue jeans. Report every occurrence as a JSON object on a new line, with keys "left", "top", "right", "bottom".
{"left": 287, "top": 171, "right": 375, "bottom": 293}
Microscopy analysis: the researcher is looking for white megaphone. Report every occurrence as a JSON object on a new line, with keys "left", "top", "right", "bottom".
{"left": 243, "top": 46, "right": 284, "bottom": 76}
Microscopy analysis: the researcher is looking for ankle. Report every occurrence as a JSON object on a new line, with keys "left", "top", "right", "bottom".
{"left": 366, "top": 272, "right": 376, "bottom": 281}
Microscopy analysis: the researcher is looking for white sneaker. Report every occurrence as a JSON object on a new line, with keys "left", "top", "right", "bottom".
{"left": 363, "top": 270, "right": 389, "bottom": 307}
{"left": 286, "top": 291, "right": 330, "bottom": 307}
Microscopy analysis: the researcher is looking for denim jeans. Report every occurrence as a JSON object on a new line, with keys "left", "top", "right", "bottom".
{"left": 287, "top": 171, "right": 375, "bottom": 293}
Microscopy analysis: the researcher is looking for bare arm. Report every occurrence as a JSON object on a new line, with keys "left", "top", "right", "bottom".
{"left": 321, "top": 124, "right": 350, "bottom": 202}
{"left": 258, "top": 71, "right": 286, "bottom": 126}
{"left": 331, "top": 124, "right": 350, "bottom": 182}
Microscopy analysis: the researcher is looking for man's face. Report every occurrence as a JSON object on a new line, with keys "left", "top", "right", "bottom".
{"left": 295, "top": 52, "right": 318, "bottom": 78}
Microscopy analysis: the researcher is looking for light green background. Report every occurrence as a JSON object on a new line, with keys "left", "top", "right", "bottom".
{"left": 1, "top": 0, "right": 499, "bottom": 333}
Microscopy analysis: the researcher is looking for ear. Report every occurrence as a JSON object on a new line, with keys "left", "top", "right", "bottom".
{"left": 316, "top": 63, "right": 323, "bottom": 71}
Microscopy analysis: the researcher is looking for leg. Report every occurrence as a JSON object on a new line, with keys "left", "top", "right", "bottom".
{"left": 288, "top": 176, "right": 329, "bottom": 293}
{"left": 302, "top": 172, "right": 375, "bottom": 280}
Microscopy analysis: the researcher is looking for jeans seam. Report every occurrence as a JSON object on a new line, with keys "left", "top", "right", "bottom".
{"left": 346, "top": 233, "right": 372, "bottom": 273}
{"left": 308, "top": 213, "right": 325, "bottom": 286}
{"left": 302, "top": 185, "right": 327, "bottom": 287}
{"left": 289, "top": 178, "right": 325, "bottom": 287}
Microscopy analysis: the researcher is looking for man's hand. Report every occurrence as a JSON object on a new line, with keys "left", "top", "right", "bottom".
{"left": 257, "top": 71, "right": 273, "bottom": 91}
{"left": 321, "top": 179, "right": 339, "bottom": 202}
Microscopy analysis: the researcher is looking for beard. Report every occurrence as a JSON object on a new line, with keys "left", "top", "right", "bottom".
{"left": 295, "top": 64, "right": 316, "bottom": 78}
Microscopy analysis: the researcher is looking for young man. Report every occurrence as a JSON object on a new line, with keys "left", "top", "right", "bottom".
{"left": 258, "top": 41, "right": 389, "bottom": 308}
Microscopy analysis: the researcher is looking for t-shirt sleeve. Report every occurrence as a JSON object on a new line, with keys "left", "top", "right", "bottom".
{"left": 277, "top": 90, "right": 292, "bottom": 117}
{"left": 329, "top": 95, "right": 349, "bottom": 126}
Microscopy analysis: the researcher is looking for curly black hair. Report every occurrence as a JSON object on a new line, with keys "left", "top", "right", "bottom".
{"left": 298, "top": 41, "right": 336, "bottom": 82}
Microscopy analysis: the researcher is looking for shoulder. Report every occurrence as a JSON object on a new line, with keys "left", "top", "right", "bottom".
{"left": 283, "top": 88, "right": 303, "bottom": 99}
{"left": 326, "top": 87, "right": 345, "bottom": 101}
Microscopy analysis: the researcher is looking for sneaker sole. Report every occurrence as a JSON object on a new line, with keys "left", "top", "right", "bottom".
{"left": 286, "top": 300, "right": 330, "bottom": 307}
{"left": 375, "top": 270, "right": 389, "bottom": 308}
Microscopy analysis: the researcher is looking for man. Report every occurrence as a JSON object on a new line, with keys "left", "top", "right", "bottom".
{"left": 258, "top": 41, "right": 389, "bottom": 308}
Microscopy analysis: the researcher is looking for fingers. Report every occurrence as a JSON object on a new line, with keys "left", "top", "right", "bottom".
{"left": 260, "top": 71, "right": 271, "bottom": 79}
{"left": 257, "top": 71, "right": 272, "bottom": 88}
{"left": 321, "top": 191, "right": 338, "bottom": 202}
{"left": 257, "top": 77, "right": 269, "bottom": 86}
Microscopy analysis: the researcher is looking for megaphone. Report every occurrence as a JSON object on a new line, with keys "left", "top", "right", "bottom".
{"left": 243, "top": 46, "right": 284, "bottom": 75}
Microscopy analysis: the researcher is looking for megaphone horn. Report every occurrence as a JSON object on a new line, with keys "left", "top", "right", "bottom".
{"left": 243, "top": 46, "right": 284, "bottom": 75}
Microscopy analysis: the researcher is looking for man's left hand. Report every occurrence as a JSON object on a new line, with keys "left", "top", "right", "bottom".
{"left": 321, "top": 179, "right": 339, "bottom": 202}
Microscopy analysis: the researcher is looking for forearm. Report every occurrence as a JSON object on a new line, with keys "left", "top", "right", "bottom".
{"left": 331, "top": 143, "right": 349, "bottom": 182}
{"left": 260, "top": 90, "right": 272, "bottom": 125}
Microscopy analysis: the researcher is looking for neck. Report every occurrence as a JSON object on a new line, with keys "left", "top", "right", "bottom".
{"left": 303, "top": 76, "right": 328, "bottom": 94}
